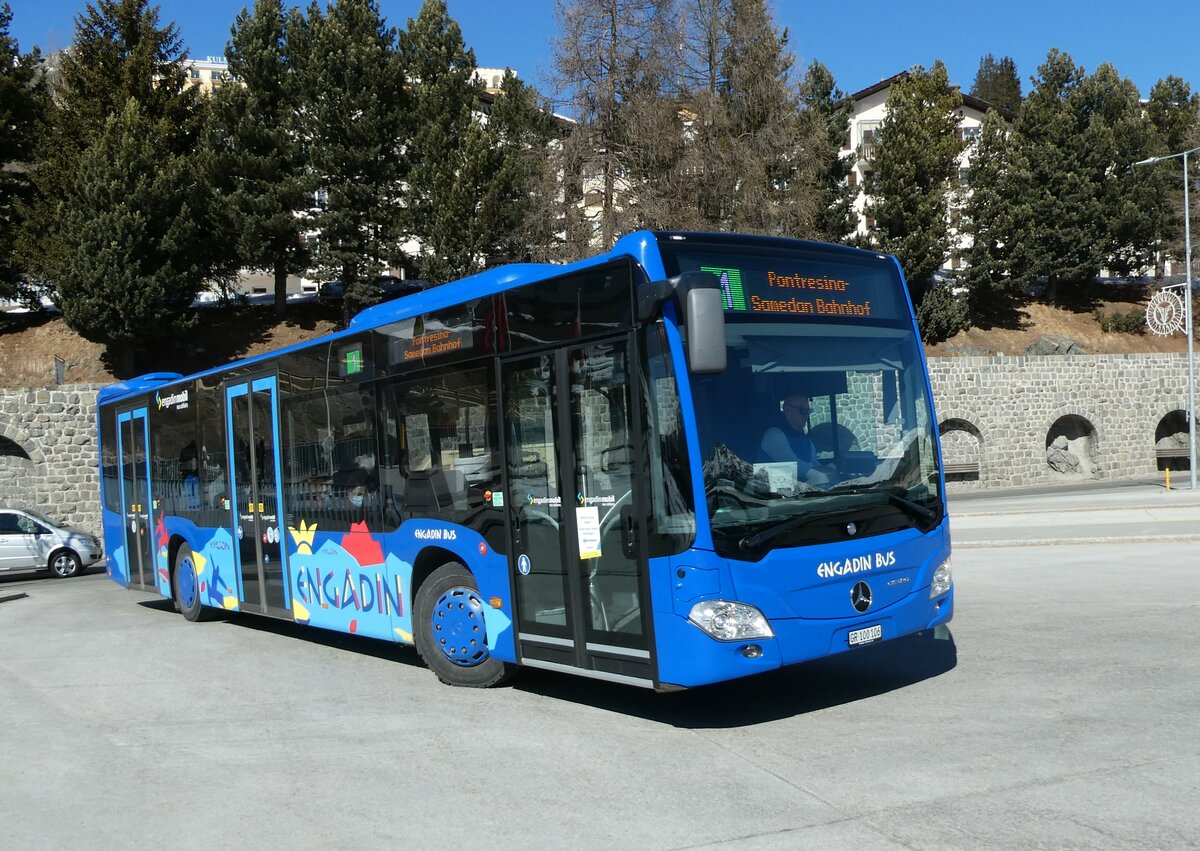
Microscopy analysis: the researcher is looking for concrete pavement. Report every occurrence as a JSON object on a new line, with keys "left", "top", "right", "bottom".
{"left": 3, "top": 537, "right": 1200, "bottom": 848}
{"left": 949, "top": 479, "right": 1200, "bottom": 547}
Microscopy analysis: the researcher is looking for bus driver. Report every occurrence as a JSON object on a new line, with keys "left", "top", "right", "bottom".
{"left": 759, "top": 392, "right": 832, "bottom": 486}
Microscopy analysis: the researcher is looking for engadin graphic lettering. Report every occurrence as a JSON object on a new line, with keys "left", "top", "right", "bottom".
{"left": 817, "top": 550, "right": 895, "bottom": 578}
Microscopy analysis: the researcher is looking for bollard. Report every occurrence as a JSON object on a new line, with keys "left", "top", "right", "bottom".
{"left": 1166, "top": 466, "right": 1171, "bottom": 491}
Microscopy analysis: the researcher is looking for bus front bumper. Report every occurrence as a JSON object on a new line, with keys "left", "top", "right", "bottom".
{"left": 654, "top": 587, "right": 954, "bottom": 690}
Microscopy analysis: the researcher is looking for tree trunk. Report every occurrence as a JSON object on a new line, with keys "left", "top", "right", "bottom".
{"left": 274, "top": 257, "right": 288, "bottom": 317}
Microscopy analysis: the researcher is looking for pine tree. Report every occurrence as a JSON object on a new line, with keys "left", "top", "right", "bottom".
{"left": 718, "top": 0, "right": 816, "bottom": 236}
{"left": 552, "top": 0, "right": 678, "bottom": 252}
{"left": 55, "top": 99, "right": 208, "bottom": 373}
{"left": 294, "top": 0, "right": 406, "bottom": 321}
{"left": 666, "top": 0, "right": 731, "bottom": 231}
{"left": 399, "top": 0, "right": 486, "bottom": 283}
{"left": 960, "top": 109, "right": 1022, "bottom": 325}
{"left": 647, "top": 0, "right": 819, "bottom": 236}
{"left": 18, "top": 0, "right": 207, "bottom": 301}
{"left": 868, "top": 62, "right": 965, "bottom": 306}
{"left": 1004, "top": 52, "right": 1161, "bottom": 300}
{"left": 1085, "top": 63, "right": 1162, "bottom": 277}
{"left": 476, "top": 71, "right": 561, "bottom": 265}
{"left": 970, "top": 54, "right": 1021, "bottom": 112}
{"left": 798, "top": 60, "right": 856, "bottom": 244}
{"left": 0, "top": 3, "right": 48, "bottom": 304}
{"left": 207, "top": 0, "right": 311, "bottom": 315}
{"left": 1145, "top": 77, "right": 1200, "bottom": 275}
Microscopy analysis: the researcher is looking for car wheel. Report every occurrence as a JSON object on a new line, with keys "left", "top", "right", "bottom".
{"left": 413, "top": 562, "right": 515, "bottom": 688}
{"left": 173, "top": 544, "right": 209, "bottom": 622}
{"left": 49, "top": 549, "right": 82, "bottom": 578}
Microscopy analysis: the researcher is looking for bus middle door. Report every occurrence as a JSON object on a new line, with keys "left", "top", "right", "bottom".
{"left": 502, "top": 334, "right": 655, "bottom": 686}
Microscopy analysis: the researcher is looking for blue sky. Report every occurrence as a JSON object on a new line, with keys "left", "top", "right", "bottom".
{"left": 9, "top": 0, "right": 1200, "bottom": 103}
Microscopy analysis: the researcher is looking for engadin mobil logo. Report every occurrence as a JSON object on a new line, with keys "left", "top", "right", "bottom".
{"left": 156, "top": 389, "right": 189, "bottom": 410}
{"left": 702, "top": 265, "right": 746, "bottom": 312}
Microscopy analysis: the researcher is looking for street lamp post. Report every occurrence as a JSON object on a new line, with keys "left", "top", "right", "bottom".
{"left": 1136, "top": 146, "right": 1199, "bottom": 490}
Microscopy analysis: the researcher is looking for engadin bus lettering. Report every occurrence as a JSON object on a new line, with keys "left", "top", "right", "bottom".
{"left": 817, "top": 550, "right": 896, "bottom": 579}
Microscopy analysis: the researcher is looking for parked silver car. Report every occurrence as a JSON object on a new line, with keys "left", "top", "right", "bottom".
{"left": 0, "top": 508, "right": 103, "bottom": 578}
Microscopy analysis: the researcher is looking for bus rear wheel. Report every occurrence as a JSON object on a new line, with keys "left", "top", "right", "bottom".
{"left": 173, "top": 544, "right": 209, "bottom": 622}
{"left": 414, "top": 562, "right": 514, "bottom": 688}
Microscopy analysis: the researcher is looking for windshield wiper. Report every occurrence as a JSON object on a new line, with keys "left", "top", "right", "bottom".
{"left": 738, "top": 505, "right": 863, "bottom": 552}
{"left": 824, "top": 483, "right": 941, "bottom": 527}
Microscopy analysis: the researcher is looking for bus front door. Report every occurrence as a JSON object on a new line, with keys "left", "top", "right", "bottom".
{"left": 225, "top": 376, "right": 290, "bottom": 616}
{"left": 502, "top": 336, "right": 655, "bottom": 686}
{"left": 116, "top": 406, "right": 155, "bottom": 590}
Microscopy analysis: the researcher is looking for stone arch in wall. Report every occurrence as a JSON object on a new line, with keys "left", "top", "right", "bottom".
{"left": 0, "top": 426, "right": 44, "bottom": 508}
{"left": 1154, "top": 409, "right": 1193, "bottom": 471}
{"left": 938, "top": 418, "right": 983, "bottom": 482}
{"left": 1045, "top": 414, "right": 1098, "bottom": 478}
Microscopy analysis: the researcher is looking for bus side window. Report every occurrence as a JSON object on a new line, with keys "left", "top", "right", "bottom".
{"left": 642, "top": 323, "right": 696, "bottom": 556}
{"left": 380, "top": 363, "right": 504, "bottom": 551}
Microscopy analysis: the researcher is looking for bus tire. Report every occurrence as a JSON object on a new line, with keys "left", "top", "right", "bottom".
{"left": 173, "top": 544, "right": 208, "bottom": 622}
{"left": 414, "top": 562, "right": 515, "bottom": 688}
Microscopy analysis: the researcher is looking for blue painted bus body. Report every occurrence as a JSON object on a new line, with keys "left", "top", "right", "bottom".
{"left": 97, "top": 231, "right": 952, "bottom": 689}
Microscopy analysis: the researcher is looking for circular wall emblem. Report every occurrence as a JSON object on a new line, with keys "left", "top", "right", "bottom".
{"left": 850, "top": 581, "right": 873, "bottom": 613}
{"left": 1146, "top": 289, "right": 1185, "bottom": 336}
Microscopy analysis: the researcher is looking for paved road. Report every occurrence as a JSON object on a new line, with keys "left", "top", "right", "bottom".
{"left": 949, "top": 481, "right": 1200, "bottom": 547}
{"left": 2, "top": 536, "right": 1198, "bottom": 849}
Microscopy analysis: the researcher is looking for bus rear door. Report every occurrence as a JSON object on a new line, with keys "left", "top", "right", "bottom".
{"left": 501, "top": 334, "right": 656, "bottom": 686}
{"left": 225, "top": 374, "right": 291, "bottom": 616}
{"left": 116, "top": 405, "right": 156, "bottom": 591}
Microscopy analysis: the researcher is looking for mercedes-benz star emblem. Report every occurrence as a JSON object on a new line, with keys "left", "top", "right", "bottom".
{"left": 846, "top": 521, "right": 858, "bottom": 536}
{"left": 850, "top": 581, "right": 872, "bottom": 613}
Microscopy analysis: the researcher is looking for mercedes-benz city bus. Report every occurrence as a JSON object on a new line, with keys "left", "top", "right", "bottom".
{"left": 96, "top": 231, "right": 953, "bottom": 690}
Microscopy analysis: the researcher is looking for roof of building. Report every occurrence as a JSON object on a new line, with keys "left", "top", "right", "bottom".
{"left": 849, "top": 71, "right": 1017, "bottom": 122}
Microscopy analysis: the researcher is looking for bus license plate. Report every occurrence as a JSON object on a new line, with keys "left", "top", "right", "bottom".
{"left": 848, "top": 624, "right": 882, "bottom": 647}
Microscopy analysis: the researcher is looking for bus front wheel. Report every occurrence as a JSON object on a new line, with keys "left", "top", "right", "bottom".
{"left": 414, "top": 562, "right": 514, "bottom": 688}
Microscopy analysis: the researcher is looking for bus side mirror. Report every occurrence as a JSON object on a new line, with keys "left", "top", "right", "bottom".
{"left": 639, "top": 271, "right": 727, "bottom": 374}
{"left": 685, "top": 286, "right": 727, "bottom": 374}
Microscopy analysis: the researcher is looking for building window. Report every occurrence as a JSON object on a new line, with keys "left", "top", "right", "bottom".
{"left": 962, "top": 126, "right": 982, "bottom": 144}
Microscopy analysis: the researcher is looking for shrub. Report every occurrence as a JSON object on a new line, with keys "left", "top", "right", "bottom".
{"left": 917, "top": 287, "right": 970, "bottom": 343}
{"left": 1093, "top": 307, "right": 1145, "bottom": 335}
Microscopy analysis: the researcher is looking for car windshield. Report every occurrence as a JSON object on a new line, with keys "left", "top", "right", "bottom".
{"left": 22, "top": 509, "right": 62, "bottom": 528}
{"left": 690, "top": 317, "right": 942, "bottom": 559}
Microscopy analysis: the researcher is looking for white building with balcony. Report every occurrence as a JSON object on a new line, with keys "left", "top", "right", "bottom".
{"left": 844, "top": 73, "right": 1015, "bottom": 272}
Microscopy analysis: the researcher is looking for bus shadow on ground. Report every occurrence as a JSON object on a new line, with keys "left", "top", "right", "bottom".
{"left": 514, "top": 629, "right": 958, "bottom": 728}
{"left": 135, "top": 599, "right": 430, "bottom": 669}
{"left": 135, "top": 599, "right": 956, "bottom": 725}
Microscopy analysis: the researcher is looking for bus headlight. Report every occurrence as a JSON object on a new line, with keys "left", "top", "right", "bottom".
{"left": 688, "top": 600, "right": 774, "bottom": 641}
{"left": 930, "top": 557, "right": 953, "bottom": 598}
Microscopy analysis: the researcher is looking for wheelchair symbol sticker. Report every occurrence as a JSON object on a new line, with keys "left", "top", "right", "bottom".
{"left": 517, "top": 554, "right": 531, "bottom": 576}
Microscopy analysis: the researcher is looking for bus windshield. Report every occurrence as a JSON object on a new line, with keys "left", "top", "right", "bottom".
{"left": 690, "top": 316, "right": 942, "bottom": 559}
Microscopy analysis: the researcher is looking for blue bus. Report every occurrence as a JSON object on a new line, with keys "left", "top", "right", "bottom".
{"left": 97, "top": 232, "right": 953, "bottom": 690}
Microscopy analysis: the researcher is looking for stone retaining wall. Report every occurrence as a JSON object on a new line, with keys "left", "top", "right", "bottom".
{"left": 929, "top": 353, "right": 1191, "bottom": 490}
{"left": 0, "top": 353, "right": 1193, "bottom": 533}
{"left": 0, "top": 385, "right": 102, "bottom": 530}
